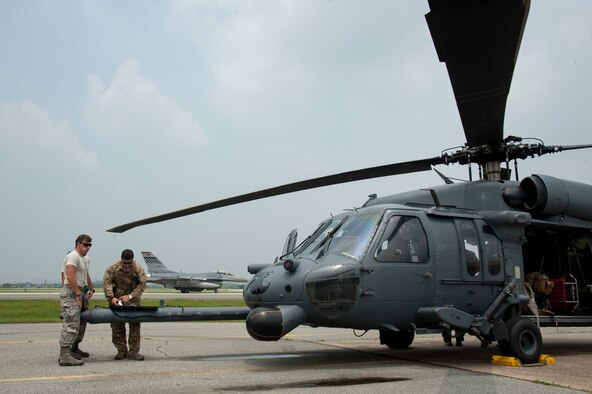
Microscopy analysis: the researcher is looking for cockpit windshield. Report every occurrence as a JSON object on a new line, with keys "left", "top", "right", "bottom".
{"left": 295, "top": 217, "right": 345, "bottom": 256}
{"left": 323, "top": 213, "right": 382, "bottom": 261}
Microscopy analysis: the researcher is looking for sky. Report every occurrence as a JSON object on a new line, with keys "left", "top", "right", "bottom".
{"left": 0, "top": 1, "right": 591, "bottom": 284}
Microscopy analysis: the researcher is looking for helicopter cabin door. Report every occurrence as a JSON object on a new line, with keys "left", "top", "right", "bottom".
{"left": 447, "top": 218, "right": 505, "bottom": 313}
{"left": 362, "top": 212, "right": 434, "bottom": 327}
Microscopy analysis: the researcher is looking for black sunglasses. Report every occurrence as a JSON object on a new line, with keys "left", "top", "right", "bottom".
{"left": 82, "top": 243, "right": 92, "bottom": 247}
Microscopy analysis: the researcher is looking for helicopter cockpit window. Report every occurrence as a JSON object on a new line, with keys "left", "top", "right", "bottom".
{"left": 295, "top": 217, "right": 345, "bottom": 256}
{"left": 374, "top": 216, "right": 428, "bottom": 263}
{"left": 293, "top": 218, "right": 336, "bottom": 256}
{"left": 459, "top": 221, "right": 480, "bottom": 277}
{"left": 323, "top": 213, "right": 381, "bottom": 261}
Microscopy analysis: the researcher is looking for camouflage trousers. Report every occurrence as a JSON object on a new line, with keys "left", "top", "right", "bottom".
{"left": 111, "top": 323, "right": 141, "bottom": 354}
{"left": 59, "top": 287, "right": 87, "bottom": 347}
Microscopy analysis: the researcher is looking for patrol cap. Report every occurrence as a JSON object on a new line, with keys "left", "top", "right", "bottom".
{"left": 121, "top": 249, "right": 134, "bottom": 261}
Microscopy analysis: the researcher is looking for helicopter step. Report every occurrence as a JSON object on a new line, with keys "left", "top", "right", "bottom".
{"left": 416, "top": 306, "right": 477, "bottom": 332}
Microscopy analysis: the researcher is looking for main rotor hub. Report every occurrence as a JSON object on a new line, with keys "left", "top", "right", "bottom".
{"left": 439, "top": 136, "right": 587, "bottom": 181}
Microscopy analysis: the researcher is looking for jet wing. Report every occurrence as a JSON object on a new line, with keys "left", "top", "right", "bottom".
{"left": 177, "top": 275, "right": 208, "bottom": 282}
{"left": 175, "top": 278, "right": 220, "bottom": 290}
{"left": 145, "top": 276, "right": 172, "bottom": 286}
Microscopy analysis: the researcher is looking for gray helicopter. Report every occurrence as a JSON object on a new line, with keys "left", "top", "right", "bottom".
{"left": 95, "top": 0, "right": 592, "bottom": 365}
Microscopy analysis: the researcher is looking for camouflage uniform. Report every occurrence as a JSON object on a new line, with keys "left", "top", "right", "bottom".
{"left": 59, "top": 240, "right": 94, "bottom": 366}
{"left": 103, "top": 260, "right": 146, "bottom": 356}
{"left": 59, "top": 286, "right": 89, "bottom": 347}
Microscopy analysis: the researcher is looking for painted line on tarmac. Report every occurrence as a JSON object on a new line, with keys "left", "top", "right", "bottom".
{"left": 0, "top": 359, "right": 395, "bottom": 383}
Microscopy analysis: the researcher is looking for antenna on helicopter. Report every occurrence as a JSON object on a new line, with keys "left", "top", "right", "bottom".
{"left": 433, "top": 168, "right": 453, "bottom": 184}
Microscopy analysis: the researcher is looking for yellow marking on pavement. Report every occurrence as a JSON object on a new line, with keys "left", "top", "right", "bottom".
{"left": 0, "top": 359, "right": 395, "bottom": 383}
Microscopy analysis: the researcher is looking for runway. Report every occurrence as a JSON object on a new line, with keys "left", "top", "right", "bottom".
{"left": 0, "top": 290, "right": 243, "bottom": 300}
{"left": 0, "top": 322, "right": 591, "bottom": 393}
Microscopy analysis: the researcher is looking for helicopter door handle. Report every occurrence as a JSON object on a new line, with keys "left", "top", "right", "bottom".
{"left": 420, "top": 272, "right": 432, "bottom": 279}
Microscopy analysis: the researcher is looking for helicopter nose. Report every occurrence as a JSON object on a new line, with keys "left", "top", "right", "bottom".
{"left": 304, "top": 263, "right": 359, "bottom": 319}
{"left": 246, "top": 305, "right": 308, "bottom": 341}
{"left": 246, "top": 275, "right": 270, "bottom": 295}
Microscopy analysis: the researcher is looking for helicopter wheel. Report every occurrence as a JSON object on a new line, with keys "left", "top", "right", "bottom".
{"left": 498, "top": 317, "right": 542, "bottom": 364}
{"left": 380, "top": 329, "right": 415, "bottom": 349}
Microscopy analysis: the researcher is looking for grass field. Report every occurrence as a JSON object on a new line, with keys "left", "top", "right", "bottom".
{"left": 0, "top": 297, "right": 247, "bottom": 324}
{"left": 0, "top": 287, "right": 242, "bottom": 293}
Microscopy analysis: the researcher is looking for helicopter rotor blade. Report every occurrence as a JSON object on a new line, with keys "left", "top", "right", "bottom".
{"left": 107, "top": 156, "right": 444, "bottom": 233}
{"left": 540, "top": 144, "right": 592, "bottom": 155}
{"left": 425, "top": 0, "right": 530, "bottom": 148}
{"left": 108, "top": 1, "right": 587, "bottom": 235}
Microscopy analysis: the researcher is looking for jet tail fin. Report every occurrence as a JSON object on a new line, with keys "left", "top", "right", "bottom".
{"left": 141, "top": 251, "right": 176, "bottom": 274}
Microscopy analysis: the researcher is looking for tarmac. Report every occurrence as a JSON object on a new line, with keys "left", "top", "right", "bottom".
{"left": 0, "top": 321, "right": 591, "bottom": 393}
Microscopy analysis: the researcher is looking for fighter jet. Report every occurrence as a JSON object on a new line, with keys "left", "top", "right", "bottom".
{"left": 141, "top": 251, "right": 248, "bottom": 293}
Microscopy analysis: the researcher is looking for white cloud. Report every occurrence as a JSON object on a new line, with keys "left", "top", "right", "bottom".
{"left": 208, "top": 4, "right": 314, "bottom": 120}
{"left": 203, "top": 2, "right": 435, "bottom": 127}
{"left": 84, "top": 58, "right": 208, "bottom": 148}
{"left": 0, "top": 100, "right": 97, "bottom": 168}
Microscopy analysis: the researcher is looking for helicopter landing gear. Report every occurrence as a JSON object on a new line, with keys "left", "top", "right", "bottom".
{"left": 380, "top": 329, "right": 415, "bottom": 349}
{"left": 498, "top": 317, "right": 542, "bottom": 364}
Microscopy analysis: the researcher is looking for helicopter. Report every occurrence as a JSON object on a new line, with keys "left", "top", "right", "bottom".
{"left": 99, "top": 0, "right": 592, "bottom": 365}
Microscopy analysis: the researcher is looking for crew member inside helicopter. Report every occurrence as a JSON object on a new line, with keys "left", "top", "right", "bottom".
{"left": 374, "top": 216, "right": 428, "bottom": 263}
{"left": 459, "top": 222, "right": 480, "bottom": 277}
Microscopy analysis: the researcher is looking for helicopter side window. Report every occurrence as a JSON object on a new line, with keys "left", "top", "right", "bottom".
{"left": 483, "top": 225, "right": 502, "bottom": 276}
{"left": 458, "top": 221, "right": 481, "bottom": 277}
{"left": 374, "top": 216, "right": 428, "bottom": 263}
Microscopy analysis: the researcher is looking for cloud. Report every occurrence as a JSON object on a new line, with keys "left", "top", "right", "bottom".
{"left": 203, "top": 2, "right": 437, "bottom": 130}
{"left": 0, "top": 100, "right": 98, "bottom": 169}
{"left": 84, "top": 58, "right": 208, "bottom": 149}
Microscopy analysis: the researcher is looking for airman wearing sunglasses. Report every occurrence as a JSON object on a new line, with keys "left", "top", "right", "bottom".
{"left": 58, "top": 234, "right": 95, "bottom": 366}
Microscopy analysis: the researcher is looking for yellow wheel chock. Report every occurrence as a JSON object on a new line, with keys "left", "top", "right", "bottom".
{"left": 491, "top": 354, "right": 555, "bottom": 367}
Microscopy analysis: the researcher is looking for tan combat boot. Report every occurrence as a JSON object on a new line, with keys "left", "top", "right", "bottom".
{"left": 72, "top": 343, "right": 89, "bottom": 358}
{"left": 59, "top": 346, "right": 84, "bottom": 366}
{"left": 127, "top": 353, "right": 145, "bottom": 361}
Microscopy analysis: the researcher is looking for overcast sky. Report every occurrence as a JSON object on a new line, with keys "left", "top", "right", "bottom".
{"left": 1, "top": 1, "right": 590, "bottom": 284}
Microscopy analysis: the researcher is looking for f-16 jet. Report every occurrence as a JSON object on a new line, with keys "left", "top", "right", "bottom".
{"left": 141, "top": 251, "right": 248, "bottom": 293}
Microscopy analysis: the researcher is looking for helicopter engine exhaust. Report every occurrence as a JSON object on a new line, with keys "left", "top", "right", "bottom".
{"left": 504, "top": 174, "right": 592, "bottom": 222}
{"left": 245, "top": 305, "right": 308, "bottom": 341}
